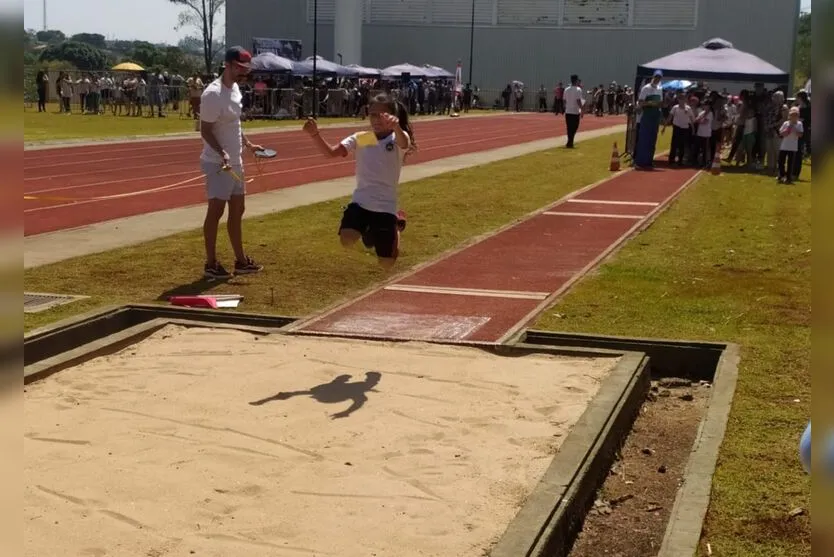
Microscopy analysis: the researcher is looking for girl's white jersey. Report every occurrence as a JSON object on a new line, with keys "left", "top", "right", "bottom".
{"left": 341, "top": 131, "right": 411, "bottom": 215}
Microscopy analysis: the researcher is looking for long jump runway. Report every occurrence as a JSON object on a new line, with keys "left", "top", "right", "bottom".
{"left": 23, "top": 114, "right": 624, "bottom": 236}
{"left": 290, "top": 164, "right": 701, "bottom": 343}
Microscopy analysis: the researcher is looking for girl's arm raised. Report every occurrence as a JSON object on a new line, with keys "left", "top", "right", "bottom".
{"left": 382, "top": 112, "right": 411, "bottom": 150}
{"left": 303, "top": 118, "right": 348, "bottom": 158}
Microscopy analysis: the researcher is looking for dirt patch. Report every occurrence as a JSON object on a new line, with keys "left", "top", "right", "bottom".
{"left": 568, "top": 379, "right": 711, "bottom": 557}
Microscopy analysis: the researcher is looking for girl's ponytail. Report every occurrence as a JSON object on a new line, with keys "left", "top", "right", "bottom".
{"left": 395, "top": 100, "right": 416, "bottom": 151}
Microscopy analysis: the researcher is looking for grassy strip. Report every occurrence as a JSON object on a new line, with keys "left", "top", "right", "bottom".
{"left": 534, "top": 168, "right": 811, "bottom": 556}
{"left": 24, "top": 130, "right": 637, "bottom": 332}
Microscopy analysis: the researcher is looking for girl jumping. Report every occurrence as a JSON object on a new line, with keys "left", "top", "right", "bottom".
{"left": 303, "top": 93, "right": 414, "bottom": 269}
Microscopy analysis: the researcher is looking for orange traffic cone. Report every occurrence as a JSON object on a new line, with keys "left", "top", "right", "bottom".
{"left": 609, "top": 142, "right": 621, "bottom": 171}
{"left": 710, "top": 145, "right": 722, "bottom": 176}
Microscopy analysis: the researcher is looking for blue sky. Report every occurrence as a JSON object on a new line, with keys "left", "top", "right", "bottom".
{"left": 23, "top": 0, "right": 193, "bottom": 43}
{"left": 24, "top": 0, "right": 813, "bottom": 44}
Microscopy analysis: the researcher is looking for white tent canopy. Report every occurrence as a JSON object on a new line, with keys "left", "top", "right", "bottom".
{"left": 381, "top": 63, "right": 429, "bottom": 78}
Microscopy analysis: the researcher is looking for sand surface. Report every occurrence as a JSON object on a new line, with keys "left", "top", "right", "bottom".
{"left": 25, "top": 325, "right": 618, "bottom": 557}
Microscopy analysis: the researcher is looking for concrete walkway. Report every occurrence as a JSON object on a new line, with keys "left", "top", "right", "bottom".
{"left": 24, "top": 124, "right": 624, "bottom": 269}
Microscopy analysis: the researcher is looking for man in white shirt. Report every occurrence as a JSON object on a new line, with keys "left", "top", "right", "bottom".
{"left": 200, "top": 46, "right": 264, "bottom": 279}
{"left": 563, "top": 74, "right": 583, "bottom": 148}
{"left": 634, "top": 70, "right": 664, "bottom": 169}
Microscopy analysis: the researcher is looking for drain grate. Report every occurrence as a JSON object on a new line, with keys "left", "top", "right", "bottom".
{"left": 24, "top": 292, "right": 89, "bottom": 314}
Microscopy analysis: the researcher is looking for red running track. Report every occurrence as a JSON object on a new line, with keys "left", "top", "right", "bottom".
{"left": 23, "top": 113, "right": 624, "bottom": 236}
{"left": 289, "top": 164, "right": 701, "bottom": 344}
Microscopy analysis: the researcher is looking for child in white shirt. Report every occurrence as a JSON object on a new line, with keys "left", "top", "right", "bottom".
{"left": 777, "top": 107, "right": 804, "bottom": 184}
{"left": 662, "top": 93, "right": 694, "bottom": 165}
{"left": 304, "top": 93, "right": 414, "bottom": 269}
{"left": 694, "top": 106, "right": 713, "bottom": 168}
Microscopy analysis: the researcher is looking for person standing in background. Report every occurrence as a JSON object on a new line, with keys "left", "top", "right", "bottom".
{"left": 563, "top": 74, "right": 583, "bottom": 148}
{"left": 634, "top": 70, "right": 664, "bottom": 169}
{"left": 661, "top": 92, "right": 694, "bottom": 165}
{"left": 35, "top": 69, "right": 48, "bottom": 112}
{"left": 553, "top": 81, "right": 564, "bottom": 115}
{"left": 708, "top": 92, "right": 727, "bottom": 164}
{"left": 792, "top": 90, "right": 811, "bottom": 180}
{"left": 765, "top": 91, "right": 789, "bottom": 175}
{"left": 60, "top": 73, "right": 73, "bottom": 114}
{"left": 77, "top": 74, "right": 90, "bottom": 115}
{"left": 778, "top": 106, "right": 804, "bottom": 184}
{"left": 537, "top": 85, "right": 548, "bottom": 112}
{"left": 462, "top": 83, "right": 472, "bottom": 113}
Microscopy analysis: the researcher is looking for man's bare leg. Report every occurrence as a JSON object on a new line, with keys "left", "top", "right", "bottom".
{"left": 204, "top": 198, "right": 226, "bottom": 265}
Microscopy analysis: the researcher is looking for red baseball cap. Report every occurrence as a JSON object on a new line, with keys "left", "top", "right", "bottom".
{"left": 225, "top": 46, "right": 252, "bottom": 69}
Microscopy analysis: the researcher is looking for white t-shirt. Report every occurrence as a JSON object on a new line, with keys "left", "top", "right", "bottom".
{"left": 638, "top": 83, "right": 663, "bottom": 104}
{"left": 670, "top": 105, "right": 693, "bottom": 128}
{"left": 743, "top": 116, "right": 757, "bottom": 135}
{"left": 200, "top": 78, "right": 243, "bottom": 166}
{"left": 779, "top": 120, "right": 804, "bottom": 152}
{"left": 696, "top": 109, "right": 713, "bottom": 137}
{"left": 340, "top": 131, "right": 410, "bottom": 214}
{"left": 563, "top": 85, "right": 583, "bottom": 115}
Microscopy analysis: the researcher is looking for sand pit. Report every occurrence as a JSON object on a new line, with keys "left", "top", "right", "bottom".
{"left": 25, "top": 325, "right": 620, "bottom": 557}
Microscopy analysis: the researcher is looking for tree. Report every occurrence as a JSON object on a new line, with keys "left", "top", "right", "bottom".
{"left": 169, "top": 0, "right": 225, "bottom": 74}
{"left": 109, "top": 39, "right": 137, "bottom": 55}
{"left": 70, "top": 33, "right": 107, "bottom": 50}
{"left": 162, "top": 46, "right": 199, "bottom": 74}
{"left": 35, "top": 29, "right": 66, "bottom": 44}
{"left": 131, "top": 41, "right": 165, "bottom": 69}
{"left": 24, "top": 29, "right": 37, "bottom": 49}
{"left": 39, "top": 41, "right": 107, "bottom": 71}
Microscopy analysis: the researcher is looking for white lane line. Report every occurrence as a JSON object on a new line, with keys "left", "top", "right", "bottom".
{"left": 567, "top": 199, "right": 660, "bottom": 206}
{"left": 542, "top": 211, "right": 645, "bottom": 219}
{"left": 384, "top": 284, "right": 550, "bottom": 300}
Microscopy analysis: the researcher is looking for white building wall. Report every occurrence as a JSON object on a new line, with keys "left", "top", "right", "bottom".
{"left": 334, "top": 0, "right": 363, "bottom": 65}
{"left": 227, "top": 0, "right": 800, "bottom": 93}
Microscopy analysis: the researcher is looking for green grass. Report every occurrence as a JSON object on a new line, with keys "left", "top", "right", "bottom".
{"left": 24, "top": 131, "right": 633, "bottom": 332}
{"left": 23, "top": 109, "right": 358, "bottom": 142}
{"left": 534, "top": 168, "right": 811, "bottom": 556}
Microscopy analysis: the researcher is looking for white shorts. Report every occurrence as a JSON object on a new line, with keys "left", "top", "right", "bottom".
{"left": 201, "top": 161, "right": 245, "bottom": 201}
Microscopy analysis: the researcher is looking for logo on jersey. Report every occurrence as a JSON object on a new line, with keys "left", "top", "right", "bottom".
{"left": 385, "top": 142, "right": 395, "bottom": 152}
